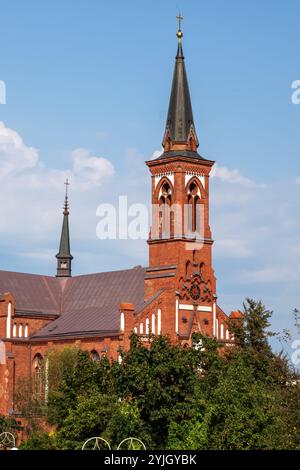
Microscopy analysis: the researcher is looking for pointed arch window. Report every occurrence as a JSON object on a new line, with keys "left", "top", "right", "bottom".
{"left": 18, "top": 323, "right": 23, "bottom": 338}
{"left": 91, "top": 350, "right": 100, "bottom": 362}
{"left": 216, "top": 319, "right": 219, "bottom": 339}
{"left": 13, "top": 323, "right": 17, "bottom": 338}
{"left": 157, "top": 309, "right": 162, "bottom": 335}
{"left": 6, "top": 302, "right": 12, "bottom": 339}
{"left": 220, "top": 324, "right": 224, "bottom": 340}
{"left": 33, "top": 354, "right": 43, "bottom": 401}
{"left": 158, "top": 181, "right": 173, "bottom": 239}
{"left": 146, "top": 318, "right": 150, "bottom": 335}
{"left": 151, "top": 313, "right": 156, "bottom": 334}
{"left": 186, "top": 181, "right": 201, "bottom": 234}
{"left": 139, "top": 323, "right": 144, "bottom": 335}
{"left": 120, "top": 312, "right": 125, "bottom": 332}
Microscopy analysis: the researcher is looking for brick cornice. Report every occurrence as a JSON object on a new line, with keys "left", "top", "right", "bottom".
{"left": 148, "top": 237, "right": 214, "bottom": 245}
{"left": 146, "top": 158, "right": 214, "bottom": 175}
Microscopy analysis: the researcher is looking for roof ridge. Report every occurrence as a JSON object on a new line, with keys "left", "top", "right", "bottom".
{"left": 0, "top": 269, "right": 57, "bottom": 279}
{"left": 0, "top": 265, "right": 146, "bottom": 280}
{"left": 70, "top": 265, "right": 146, "bottom": 279}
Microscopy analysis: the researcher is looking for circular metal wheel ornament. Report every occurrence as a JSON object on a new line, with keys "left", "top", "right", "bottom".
{"left": 117, "top": 438, "right": 147, "bottom": 450}
{"left": 82, "top": 437, "right": 111, "bottom": 450}
{"left": 0, "top": 432, "right": 16, "bottom": 450}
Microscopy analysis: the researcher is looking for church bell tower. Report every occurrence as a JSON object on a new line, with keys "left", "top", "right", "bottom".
{"left": 145, "top": 16, "right": 217, "bottom": 324}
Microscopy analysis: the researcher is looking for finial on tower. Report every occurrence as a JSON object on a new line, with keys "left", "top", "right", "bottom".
{"left": 63, "top": 178, "right": 70, "bottom": 215}
{"left": 176, "top": 13, "right": 183, "bottom": 41}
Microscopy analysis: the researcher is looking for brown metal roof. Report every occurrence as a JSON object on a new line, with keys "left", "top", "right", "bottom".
{"left": 0, "top": 266, "right": 146, "bottom": 339}
{"left": 0, "top": 270, "right": 62, "bottom": 315}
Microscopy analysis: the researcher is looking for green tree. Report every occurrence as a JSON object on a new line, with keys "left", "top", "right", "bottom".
{"left": 55, "top": 393, "right": 119, "bottom": 449}
{"left": 115, "top": 334, "right": 204, "bottom": 449}
{"left": 20, "top": 431, "right": 57, "bottom": 450}
{"left": 168, "top": 300, "right": 300, "bottom": 450}
{"left": 103, "top": 401, "right": 153, "bottom": 449}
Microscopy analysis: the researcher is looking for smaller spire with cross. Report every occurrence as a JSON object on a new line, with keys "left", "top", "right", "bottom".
{"left": 56, "top": 178, "right": 73, "bottom": 277}
{"left": 176, "top": 13, "right": 183, "bottom": 41}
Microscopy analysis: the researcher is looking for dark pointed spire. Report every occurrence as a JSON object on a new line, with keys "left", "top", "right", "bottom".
{"left": 56, "top": 179, "right": 73, "bottom": 278}
{"left": 162, "top": 14, "right": 199, "bottom": 155}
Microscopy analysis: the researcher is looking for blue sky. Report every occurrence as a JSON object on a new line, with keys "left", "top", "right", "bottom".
{"left": 0, "top": 0, "right": 300, "bottom": 349}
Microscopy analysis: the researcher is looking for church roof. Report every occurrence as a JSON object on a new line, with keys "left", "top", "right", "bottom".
{"left": 0, "top": 266, "right": 146, "bottom": 339}
{"left": 0, "top": 270, "right": 62, "bottom": 316}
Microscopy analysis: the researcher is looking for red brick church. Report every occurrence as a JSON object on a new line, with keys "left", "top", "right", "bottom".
{"left": 0, "top": 25, "right": 240, "bottom": 416}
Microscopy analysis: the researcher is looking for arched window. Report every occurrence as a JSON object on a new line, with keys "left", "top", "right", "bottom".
{"left": 91, "top": 350, "right": 100, "bottom": 362}
{"left": 216, "top": 319, "right": 219, "bottom": 339}
{"left": 24, "top": 323, "right": 29, "bottom": 338}
{"left": 133, "top": 326, "right": 137, "bottom": 334}
{"left": 226, "top": 329, "right": 229, "bottom": 340}
{"left": 0, "top": 341, "right": 5, "bottom": 365}
{"left": 220, "top": 324, "right": 224, "bottom": 340}
{"left": 18, "top": 323, "right": 23, "bottom": 338}
{"left": 13, "top": 323, "right": 17, "bottom": 338}
{"left": 186, "top": 181, "right": 201, "bottom": 234}
{"left": 151, "top": 313, "right": 156, "bottom": 334}
{"left": 120, "top": 312, "right": 125, "bottom": 332}
{"left": 139, "top": 323, "right": 144, "bottom": 335}
{"left": 193, "top": 196, "right": 200, "bottom": 233}
{"left": 146, "top": 318, "right": 150, "bottom": 335}
{"left": 118, "top": 354, "right": 123, "bottom": 364}
{"left": 158, "top": 181, "right": 172, "bottom": 239}
{"left": 157, "top": 309, "right": 162, "bottom": 335}
{"left": 33, "top": 354, "right": 43, "bottom": 401}
{"left": 6, "top": 302, "right": 11, "bottom": 339}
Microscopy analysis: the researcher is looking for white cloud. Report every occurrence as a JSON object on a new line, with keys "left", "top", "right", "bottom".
{"left": 0, "top": 122, "right": 114, "bottom": 190}
{"left": 20, "top": 250, "right": 54, "bottom": 261}
{"left": 71, "top": 148, "right": 114, "bottom": 190}
{"left": 237, "top": 267, "right": 298, "bottom": 284}
{"left": 211, "top": 163, "right": 256, "bottom": 187}
{"left": 0, "top": 122, "right": 115, "bottom": 242}
{"left": 150, "top": 148, "right": 163, "bottom": 160}
{"left": 0, "top": 121, "right": 38, "bottom": 177}
{"left": 214, "top": 238, "right": 253, "bottom": 259}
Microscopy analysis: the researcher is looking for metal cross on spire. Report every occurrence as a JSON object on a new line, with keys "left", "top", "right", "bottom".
{"left": 177, "top": 13, "right": 183, "bottom": 31}
{"left": 64, "top": 178, "right": 70, "bottom": 214}
{"left": 64, "top": 178, "right": 70, "bottom": 197}
{"left": 176, "top": 13, "right": 183, "bottom": 41}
